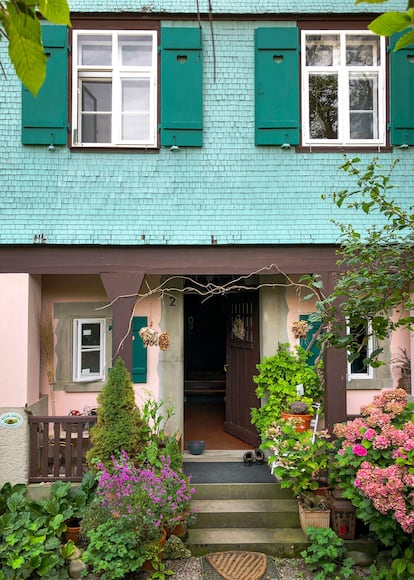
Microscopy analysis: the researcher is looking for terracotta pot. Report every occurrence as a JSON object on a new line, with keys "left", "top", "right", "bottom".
{"left": 167, "top": 511, "right": 190, "bottom": 538}
{"left": 65, "top": 524, "right": 80, "bottom": 544}
{"left": 141, "top": 528, "right": 167, "bottom": 572}
{"left": 281, "top": 412, "right": 312, "bottom": 432}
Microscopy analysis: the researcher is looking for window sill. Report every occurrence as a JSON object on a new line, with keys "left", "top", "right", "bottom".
{"left": 346, "top": 378, "right": 393, "bottom": 390}
{"left": 59, "top": 381, "right": 106, "bottom": 393}
{"left": 296, "top": 145, "right": 392, "bottom": 153}
{"left": 70, "top": 146, "right": 160, "bottom": 153}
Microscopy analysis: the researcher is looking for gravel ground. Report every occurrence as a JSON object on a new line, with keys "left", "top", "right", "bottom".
{"left": 132, "top": 556, "right": 372, "bottom": 579}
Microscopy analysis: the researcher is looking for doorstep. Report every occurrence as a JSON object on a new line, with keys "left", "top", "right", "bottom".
{"left": 183, "top": 449, "right": 251, "bottom": 462}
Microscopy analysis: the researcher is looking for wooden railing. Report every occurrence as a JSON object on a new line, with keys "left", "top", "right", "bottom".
{"left": 28, "top": 415, "right": 97, "bottom": 483}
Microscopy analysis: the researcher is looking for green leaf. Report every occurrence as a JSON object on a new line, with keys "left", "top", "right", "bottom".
{"left": 394, "top": 29, "right": 414, "bottom": 50}
{"left": 5, "top": 5, "right": 46, "bottom": 96}
{"left": 38, "top": 0, "right": 71, "bottom": 25}
{"left": 369, "top": 12, "right": 412, "bottom": 36}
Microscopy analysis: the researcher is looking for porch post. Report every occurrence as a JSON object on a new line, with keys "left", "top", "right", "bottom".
{"left": 100, "top": 272, "right": 145, "bottom": 373}
{"left": 323, "top": 271, "right": 347, "bottom": 432}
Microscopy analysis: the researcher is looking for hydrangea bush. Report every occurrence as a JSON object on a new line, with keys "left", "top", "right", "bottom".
{"left": 333, "top": 388, "right": 414, "bottom": 575}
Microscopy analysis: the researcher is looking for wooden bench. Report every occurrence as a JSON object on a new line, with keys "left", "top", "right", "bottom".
{"left": 184, "top": 380, "right": 226, "bottom": 395}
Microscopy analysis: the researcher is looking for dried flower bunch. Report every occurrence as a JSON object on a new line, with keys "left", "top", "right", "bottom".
{"left": 139, "top": 325, "right": 170, "bottom": 350}
{"left": 291, "top": 320, "right": 309, "bottom": 339}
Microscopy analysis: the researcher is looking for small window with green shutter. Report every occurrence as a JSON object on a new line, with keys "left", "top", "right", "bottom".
{"left": 22, "top": 24, "right": 68, "bottom": 146}
{"left": 132, "top": 316, "right": 148, "bottom": 383}
{"left": 389, "top": 32, "right": 414, "bottom": 146}
{"left": 255, "top": 27, "right": 300, "bottom": 146}
{"left": 161, "top": 27, "right": 203, "bottom": 147}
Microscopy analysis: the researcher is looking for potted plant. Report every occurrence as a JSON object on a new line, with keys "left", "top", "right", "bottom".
{"left": 281, "top": 400, "right": 313, "bottom": 432}
{"left": 251, "top": 343, "right": 323, "bottom": 436}
{"left": 263, "top": 417, "right": 334, "bottom": 535}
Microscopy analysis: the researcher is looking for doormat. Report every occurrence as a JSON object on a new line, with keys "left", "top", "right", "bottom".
{"left": 202, "top": 552, "right": 279, "bottom": 580}
{"left": 183, "top": 462, "right": 275, "bottom": 484}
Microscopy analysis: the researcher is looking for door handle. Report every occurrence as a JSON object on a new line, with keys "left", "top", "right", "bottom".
{"left": 224, "top": 364, "right": 229, "bottom": 373}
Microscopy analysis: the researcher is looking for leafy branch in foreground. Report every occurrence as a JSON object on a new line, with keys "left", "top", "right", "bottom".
{"left": 356, "top": 0, "right": 414, "bottom": 50}
{"left": 306, "top": 156, "right": 413, "bottom": 366}
{"left": 0, "top": 0, "right": 70, "bottom": 95}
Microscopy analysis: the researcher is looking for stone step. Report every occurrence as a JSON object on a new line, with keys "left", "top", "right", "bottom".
{"left": 193, "top": 482, "right": 293, "bottom": 501}
{"left": 193, "top": 498, "right": 300, "bottom": 529}
{"left": 187, "top": 527, "right": 308, "bottom": 557}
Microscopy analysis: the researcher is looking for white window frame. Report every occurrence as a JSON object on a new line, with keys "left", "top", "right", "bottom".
{"left": 73, "top": 318, "right": 106, "bottom": 382}
{"left": 346, "top": 319, "right": 374, "bottom": 380}
{"left": 301, "top": 30, "right": 386, "bottom": 147}
{"left": 72, "top": 30, "right": 158, "bottom": 148}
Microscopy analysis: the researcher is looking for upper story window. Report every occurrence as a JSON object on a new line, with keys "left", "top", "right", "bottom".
{"left": 71, "top": 30, "right": 158, "bottom": 148}
{"left": 302, "top": 31, "right": 386, "bottom": 147}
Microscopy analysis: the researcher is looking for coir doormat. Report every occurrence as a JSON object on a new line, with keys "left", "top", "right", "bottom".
{"left": 202, "top": 551, "right": 280, "bottom": 580}
{"left": 183, "top": 461, "right": 275, "bottom": 484}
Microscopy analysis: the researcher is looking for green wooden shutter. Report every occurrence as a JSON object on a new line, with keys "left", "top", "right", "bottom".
{"left": 389, "top": 32, "right": 414, "bottom": 146}
{"left": 299, "top": 314, "right": 321, "bottom": 367}
{"left": 161, "top": 27, "right": 203, "bottom": 147}
{"left": 22, "top": 24, "right": 68, "bottom": 145}
{"left": 132, "top": 316, "right": 148, "bottom": 383}
{"left": 255, "top": 27, "right": 299, "bottom": 146}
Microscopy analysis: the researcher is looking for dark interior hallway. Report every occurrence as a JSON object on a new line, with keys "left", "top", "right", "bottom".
{"left": 184, "top": 395, "right": 253, "bottom": 451}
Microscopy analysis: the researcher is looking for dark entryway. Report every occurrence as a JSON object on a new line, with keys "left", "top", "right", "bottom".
{"left": 183, "top": 287, "right": 260, "bottom": 450}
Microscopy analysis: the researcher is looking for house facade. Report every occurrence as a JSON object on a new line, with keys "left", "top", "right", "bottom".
{"left": 0, "top": 0, "right": 412, "bottom": 484}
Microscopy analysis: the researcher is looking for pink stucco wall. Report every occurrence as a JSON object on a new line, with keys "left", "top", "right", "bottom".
{"left": 0, "top": 274, "right": 41, "bottom": 407}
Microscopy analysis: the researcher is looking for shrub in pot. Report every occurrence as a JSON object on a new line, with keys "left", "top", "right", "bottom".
{"left": 251, "top": 343, "right": 323, "bottom": 435}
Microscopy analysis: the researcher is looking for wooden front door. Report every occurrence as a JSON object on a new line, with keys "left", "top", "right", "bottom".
{"left": 224, "top": 292, "right": 260, "bottom": 447}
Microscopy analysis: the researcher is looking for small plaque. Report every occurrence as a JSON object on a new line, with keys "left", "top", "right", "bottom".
{"left": 0, "top": 412, "right": 24, "bottom": 429}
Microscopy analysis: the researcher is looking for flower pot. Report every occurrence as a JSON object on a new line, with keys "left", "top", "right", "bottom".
{"left": 141, "top": 528, "right": 167, "bottom": 572}
{"left": 187, "top": 440, "right": 205, "bottom": 455}
{"left": 281, "top": 412, "right": 312, "bottom": 432}
{"left": 299, "top": 503, "right": 331, "bottom": 537}
{"left": 64, "top": 519, "right": 81, "bottom": 544}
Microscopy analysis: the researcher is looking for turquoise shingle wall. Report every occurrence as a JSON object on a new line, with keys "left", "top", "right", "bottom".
{"left": 0, "top": 12, "right": 412, "bottom": 246}
{"left": 68, "top": 0, "right": 407, "bottom": 13}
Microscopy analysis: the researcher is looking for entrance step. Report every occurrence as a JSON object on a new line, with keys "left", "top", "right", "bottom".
{"left": 187, "top": 482, "right": 307, "bottom": 557}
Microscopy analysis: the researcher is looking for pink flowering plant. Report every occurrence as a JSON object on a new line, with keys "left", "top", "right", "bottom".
{"left": 333, "top": 388, "right": 414, "bottom": 566}
{"left": 82, "top": 451, "right": 197, "bottom": 577}
{"left": 264, "top": 417, "right": 334, "bottom": 499}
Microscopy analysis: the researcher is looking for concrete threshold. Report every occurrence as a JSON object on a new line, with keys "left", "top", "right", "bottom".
{"left": 183, "top": 449, "right": 249, "bottom": 462}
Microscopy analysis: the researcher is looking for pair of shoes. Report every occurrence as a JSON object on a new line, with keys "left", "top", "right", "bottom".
{"left": 243, "top": 449, "right": 265, "bottom": 465}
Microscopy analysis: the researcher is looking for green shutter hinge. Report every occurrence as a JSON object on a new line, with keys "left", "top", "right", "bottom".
{"left": 109, "top": 325, "right": 112, "bottom": 331}
{"left": 158, "top": 45, "right": 161, "bottom": 53}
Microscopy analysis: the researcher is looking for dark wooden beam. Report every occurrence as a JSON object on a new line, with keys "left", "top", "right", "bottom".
{"left": 0, "top": 245, "right": 339, "bottom": 275}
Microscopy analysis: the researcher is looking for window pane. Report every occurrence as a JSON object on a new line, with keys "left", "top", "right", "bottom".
{"left": 122, "top": 114, "right": 150, "bottom": 140}
{"left": 82, "top": 82, "right": 112, "bottom": 112}
{"left": 349, "top": 73, "right": 377, "bottom": 139}
{"left": 78, "top": 35, "right": 112, "bottom": 66}
{"left": 80, "top": 351, "right": 101, "bottom": 375}
{"left": 122, "top": 79, "right": 149, "bottom": 112}
{"left": 306, "top": 35, "right": 340, "bottom": 66}
{"left": 350, "top": 323, "right": 369, "bottom": 374}
{"left": 346, "top": 35, "right": 380, "bottom": 66}
{"left": 119, "top": 35, "right": 153, "bottom": 66}
{"left": 121, "top": 79, "right": 150, "bottom": 140}
{"left": 81, "top": 323, "right": 101, "bottom": 347}
{"left": 81, "top": 114, "right": 111, "bottom": 143}
{"left": 309, "top": 74, "right": 338, "bottom": 139}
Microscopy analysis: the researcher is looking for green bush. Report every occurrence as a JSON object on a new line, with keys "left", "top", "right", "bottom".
{"left": 300, "top": 527, "right": 355, "bottom": 580}
{"left": 251, "top": 343, "right": 323, "bottom": 436}
{"left": 86, "top": 357, "right": 149, "bottom": 470}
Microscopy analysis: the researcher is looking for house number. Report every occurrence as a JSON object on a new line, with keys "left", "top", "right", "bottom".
{"left": 169, "top": 296, "right": 176, "bottom": 307}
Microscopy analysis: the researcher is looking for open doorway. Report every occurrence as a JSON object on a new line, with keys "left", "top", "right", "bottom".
{"left": 183, "top": 291, "right": 256, "bottom": 451}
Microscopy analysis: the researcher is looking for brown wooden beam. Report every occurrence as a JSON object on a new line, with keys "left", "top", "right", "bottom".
{"left": 100, "top": 272, "right": 145, "bottom": 372}
{"left": 0, "top": 245, "right": 339, "bottom": 275}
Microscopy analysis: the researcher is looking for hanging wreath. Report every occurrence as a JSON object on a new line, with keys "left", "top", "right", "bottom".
{"left": 232, "top": 315, "right": 246, "bottom": 340}
{"left": 291, "top": 320, "right": 309, "bottom": 339}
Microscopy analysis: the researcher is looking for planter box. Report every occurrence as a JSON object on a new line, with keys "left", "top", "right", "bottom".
{"left": 299, "top": 503, "right": 331, "bottom": 536}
